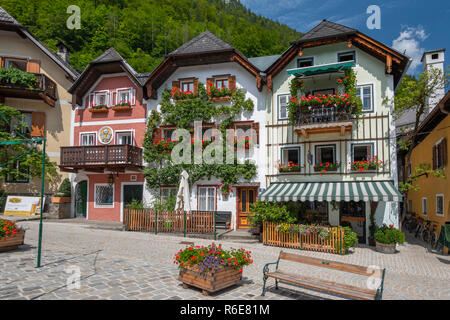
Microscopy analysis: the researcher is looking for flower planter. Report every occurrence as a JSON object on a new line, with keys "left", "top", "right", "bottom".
{"left": 375, "top": 241, "right": 397, "bottom": 254}
{"left": 178, "top": 266, "right": 242, "bottom": 295}
{"left": 314, "top": 166, "right": 338, "bottom": 172}
{"left": 0, "top": 232, "right": 25, "bottom": 252}
{"left": 221, "top": 190, "right": 230, "bottom": 197}
{"left": 51, "top": 196, "right": 71, "bottom": 204}
{"left": 111, "top": 105, "right": 132, "bottom": 111}
{"left": 88, "top": 107, "right": 108, "bottom": 113}
{"left": 210, "top": 96, "right": 231, "bottom": 102}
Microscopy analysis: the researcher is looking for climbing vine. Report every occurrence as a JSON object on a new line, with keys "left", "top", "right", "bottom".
{"left": 142, "top": 83, "right": 257, "bottom": 189}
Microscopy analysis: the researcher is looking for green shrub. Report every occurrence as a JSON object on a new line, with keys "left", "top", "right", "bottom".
{"left": 56, "top": 178, "right": 71, "bottom": 197}
{"left": 374, "top": 224, "right": 405, "bottom": 244}
{"left": 0, "top": 67, "right": 37, "bottom": 88}
{"left": 126, "top": 199, "right": 144, "bottom": 210}
{"left": 342, "top": 226, "right": 358, "bottom": 252}
{"left": 248, "top": 201, "right": 296, "bottom": 226}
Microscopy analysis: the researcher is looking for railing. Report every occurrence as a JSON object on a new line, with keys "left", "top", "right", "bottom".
{"left": 0, "top": 72, "right": 57, "bottom": 100}
{"left": 60, "top": 144, "right": 142, "bottom": 167}
{"left": 295, "top": 105, "right": 352, "bottom": 125}
{"left": 124, "top": 209, "right": 216, "bottom": 238}
{"left": 262, "top": 221, "right": 345, "bottom": 254}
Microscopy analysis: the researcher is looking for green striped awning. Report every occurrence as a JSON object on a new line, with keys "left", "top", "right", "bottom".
{"left": 287, "top": 61, "right": 355, "bottom": 77}
{"left": 259, "top": 181, "right": 402, "bottom": 202}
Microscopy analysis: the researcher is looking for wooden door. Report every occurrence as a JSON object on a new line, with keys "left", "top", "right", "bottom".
{"left": 237, "top": 187, "right": 257, "bottom": 229}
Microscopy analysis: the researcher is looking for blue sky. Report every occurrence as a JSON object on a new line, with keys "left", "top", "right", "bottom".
{"left": 240, "top": 0, "right": 450, "bottom": 76}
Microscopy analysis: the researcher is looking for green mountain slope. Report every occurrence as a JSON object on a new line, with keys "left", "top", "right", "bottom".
{"left": 2, "top": 0, "right": 301, "bottom": 73}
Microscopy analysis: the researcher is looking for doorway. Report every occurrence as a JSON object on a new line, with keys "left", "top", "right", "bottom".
{"left": 123, "top": 184, "right": 143, "bottom": 211}
{"left": 340, "top": 201, "right": 366, "bottom": 243}
{"left": 75, "top": 181, "right": 87, "bottom": 218}
{"left": 236, "top": 187, "right": 258, "bottom": 229}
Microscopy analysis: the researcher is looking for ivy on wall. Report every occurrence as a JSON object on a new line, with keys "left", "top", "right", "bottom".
{"left": 142, "top": 83, "right": 257, "bottom": 189}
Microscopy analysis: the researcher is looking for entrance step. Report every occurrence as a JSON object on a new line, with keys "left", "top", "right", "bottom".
{"left": 218, "top": 229, "right": 260, "bottom": 243}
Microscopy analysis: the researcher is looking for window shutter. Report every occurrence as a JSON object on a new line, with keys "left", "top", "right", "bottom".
{"left": 206, "top": 78, "right": 214, "bottom": 93}
{"left": 152, "top": 127, "right": 162, "bottom": 141}
{"left": 26, "top": 59, "right": 40, "bottom": 73}
{"left": 228, "top": 75, "right": 236, "bottom": 92}
{"left": 251, "top": 122, "right": 260, "bottom": 145}
{"left": 432, "top": 145, "right": 437, "bottom": 169}
{"left": 442, "top": 138, "right": 447, "bottom": 166}
{"left": 31, "top": 112, "right": 45, "bottom": 137}
{"left": 0, "top": 57, "right": 4, "bottom": 68}
{"left": 172, "top": 80, "right": 180, "bottom": 92}
{"left": 193, "top": 78, "right": 199, "bottom": 95}
{"left": 132, "top": 88, "right": 136, "bottom": 105}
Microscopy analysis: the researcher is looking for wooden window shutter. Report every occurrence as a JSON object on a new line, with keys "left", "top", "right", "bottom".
{"left": 228, "top": 75, "right": 236, "bottom": 92}
{"left": 206, "top": 78, "right": 214, "bottom": 92}
{"left": 251, "top": 122, "right": 260, "bottom": 144}
{"left": 172, "top": 80, "right": 180, "bottom": 92}
{"left": 0, "top": 57, "right": 4, "bottom": 68}
{"left": 193, "top": 78, "right": 199, "bottom": 95}
{"left": 152, "top": 127, "right": 162, "bottom": 141}
{"left": 31, "top": 112, "right": 45, "bottom": 137}
{"left": 432, "top": 145, "right": 437, "bottom": 169}
{"left": 442, "top": 138, "right": 447, "bottom": 166}
{"left": 26, "top": 59, "right": 41, "bottom": 73}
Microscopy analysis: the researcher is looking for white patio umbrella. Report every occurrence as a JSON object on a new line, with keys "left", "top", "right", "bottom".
{"left": 175, "top": 169, "right": 191, "bottom": 212}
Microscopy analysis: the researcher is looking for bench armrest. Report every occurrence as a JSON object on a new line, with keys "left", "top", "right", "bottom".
{"left": 375, "top": 268, "right": 386, "bottom": 300}
{"left": 263, "top": 261, "right": 279, "bottom": 276}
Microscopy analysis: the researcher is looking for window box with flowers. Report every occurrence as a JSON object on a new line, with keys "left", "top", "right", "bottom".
{"left": 111, "top": 101, "right": 132, "bottom": 111}
{"left": 0, "top": 219, "right": 25, "bottom": 252}
{"left": 175, "top": 243, "right": 253, "bottom": 295}
{"left": 314, "top": 162, "right": 340, "bottom": 173}
{"left": 88, "top": 104, "right": 108, "bottom": 113}
{"left": 153, "top": 138, "right": 177, "bottom": 154}
{"left": 277, "top": 161, "right": 302, "bottom": 173}
{"left": 191, "top": 138, "right": 212, "bottom": 151}
{"left": 350, "top": 156, "right": 385, "bottom": 172}
{"left": 171, "top": 88, "right": 198, "bottom": 102}
{"left": 208, "top": 84, "right": 232, "bottom": 101}
{"left": 234, "top": 136, "right": 253, "bottom": 150}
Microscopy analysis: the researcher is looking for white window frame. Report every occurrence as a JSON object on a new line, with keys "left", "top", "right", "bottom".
{"left": 198, "top": 186, "right": 216, "bottom": 211}
{"left": 91, "top": 90, "right": 110, "bottom": 107}
{"left": 115, "top": 130, "right": 134, "bottom": 145}
{"left": 278, "top": 93, "right": 290, "bottom": 121}
{"left": 115, "top": 87, "right": 136, "bottom": 106}
{"left": 436, "top": 194, "right": 444, "bottom": 217}
{"left": 356, "top": 84, "right": 374, "bottom": 113}
{"left": 297, "top": 56, "right": 314, "bottom": 68}
{"left": 351, "top": 142, "right": 376, "bottom": 163}
{"left": 337, "top": 50, "right": 356, "bottom": 63}
{"left": 434, "top": 137, "right": 446, "bottom": 169}
{"left": 94, "top": 183, "right": 114, "bottom": 208}
{"left": 422, "top": 197, "right": 427, "bottom": 216}
{"left": 80, "top": 132, "right": 97, "bottom": 146}
{"left": 281, "top": 146, "right": 301, "bottom": 166}
{"left": 315, "top": 144, "right": 337, "bottom": 164}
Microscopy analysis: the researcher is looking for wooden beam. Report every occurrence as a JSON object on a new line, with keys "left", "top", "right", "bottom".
{"left": 386, "top": 55, "right": 392, "bottom": 74}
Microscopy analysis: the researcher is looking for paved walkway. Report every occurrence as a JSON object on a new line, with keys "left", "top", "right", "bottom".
{"left": 0, "top": 220, "right": 449, "bottom": 300}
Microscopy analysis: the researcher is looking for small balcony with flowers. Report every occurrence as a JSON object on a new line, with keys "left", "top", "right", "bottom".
{"left": 286, "top": 60, "right": 363, "bottom": 138}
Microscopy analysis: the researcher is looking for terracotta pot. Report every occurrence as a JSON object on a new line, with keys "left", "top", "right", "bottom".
{"left": 51, "top": 196, "right": 71, "bottom": 204}
{"left": 375, "top": 241, "right": 397, "bottom": 254}
{"left": 0, "top": 232, "right": 25, "bottom": 252}
{"left": 179, "top": 266, "right": 242, "bottom": 296}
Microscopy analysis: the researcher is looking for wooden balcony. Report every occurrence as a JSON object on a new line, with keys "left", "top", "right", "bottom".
{"left": 294, "top": 105, "right": 353, "bottom": 137}
{"left": 0, "top": 73, "right": 57, "bottom": 107}
{"left": 59, "top": 145, "right": 143, "bottom": 173}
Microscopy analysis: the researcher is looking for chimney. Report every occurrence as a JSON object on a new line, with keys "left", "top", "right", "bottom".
{"left": 421, "top": 48, "right": 446, "bottom": 113}
{"left": 56, "top": 41, "right": 70, "bottom": 64}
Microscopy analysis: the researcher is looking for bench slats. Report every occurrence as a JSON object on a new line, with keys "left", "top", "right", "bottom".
{"left": 279, "top": 252, "right": 381, "bottom": 278}
{"left": 267, "top": 270, "right": 377, "bottom": 300}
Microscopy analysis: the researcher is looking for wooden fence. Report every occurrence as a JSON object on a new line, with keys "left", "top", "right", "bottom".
{"left": 124, "top": 209, "right": 216, "bottom": 237}
{"left": 262, "top": 221, "right": 345, "bottom": 254}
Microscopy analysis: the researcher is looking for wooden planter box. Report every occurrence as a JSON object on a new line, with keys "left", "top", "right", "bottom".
{"left": 375, "top": 241, "right": 397, "bottom": 254}
{"left": 51, "top": 196, "right": 71, "bottom": 204}
{"left": 178, "top": 266, "right": 242, "bottom": 295}
{"left": 210, "top": 96, "right": 231, "bottom": 102}
{"left": 88, "top": 107, "right": 108, "bottom": 113}
{"left": 0, "top": 232, "right": 25, "bottom": 252}
{"left": 111, "top": 105, "right": 132, "bottom": 111}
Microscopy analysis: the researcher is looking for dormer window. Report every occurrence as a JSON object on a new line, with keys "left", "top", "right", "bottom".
{"left": 297, "top": 57, "right": 314, "bottom": 68}
{"left": 115, "top": 88, "right": 135, "bottom": 105}
{"left": 431, "top": 53, "right": 439, "bottom": 60}
{"left": 338, "top": 51, "right": 355, "bottom": 62}
{"left": 94, "top": 91, "right": 109, "bottom": 106}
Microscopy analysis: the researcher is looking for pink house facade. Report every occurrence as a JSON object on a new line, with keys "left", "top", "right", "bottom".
{"left": 62, "top": 48, "right": 148, "bottom": 222}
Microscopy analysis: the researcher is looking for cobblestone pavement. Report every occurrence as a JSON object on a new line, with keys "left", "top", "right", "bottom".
{"left": 0, "top": 220, "right": 449, "bottom": 300}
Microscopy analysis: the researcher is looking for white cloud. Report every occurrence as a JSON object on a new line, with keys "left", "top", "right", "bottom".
{"left": 392, "top": 25, "right": 429, "bottom": 73}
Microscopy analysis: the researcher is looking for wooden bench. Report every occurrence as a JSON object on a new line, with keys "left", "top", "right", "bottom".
{"left": 261, "top": 251, "right": 386, "bottom": 300}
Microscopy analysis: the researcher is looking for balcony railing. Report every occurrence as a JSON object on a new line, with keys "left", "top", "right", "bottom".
{"left": 0, "top": 72, "right": 57, "bottom": 105}
{"left": 60, "top": 145, "right": 143, "bottom": 172}
{"left": 295, "top": 105, "right": 353, "bottom": 125}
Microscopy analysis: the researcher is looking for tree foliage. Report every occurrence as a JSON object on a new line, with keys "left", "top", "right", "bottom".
{"left": 1, "top": 0, "right": 301, "bottom": 73}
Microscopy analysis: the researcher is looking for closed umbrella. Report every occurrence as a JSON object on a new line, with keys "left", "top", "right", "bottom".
{"left": 176, "top": 170, "right": 191, "bottom": 212}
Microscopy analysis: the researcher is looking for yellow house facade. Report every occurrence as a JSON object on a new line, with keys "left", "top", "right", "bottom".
{"left": 408, "top": 91, "right": 450, "bottom": 232}
{"left": 0, "top": 7, "right": 78, "bottom": 196}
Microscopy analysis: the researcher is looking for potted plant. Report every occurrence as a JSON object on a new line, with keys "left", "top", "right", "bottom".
{"left": 0, "top": 219, "right": 25, "bottom": 252}
{"left": 374, "top": 224, "right": 405, "bottom": 253}
{"left": 217, "top": 183, "right": 232, "bottom": 197}
{"left": 171, "top": 88, "right": 198, "bottom": 101}
{"left": 51, "top": 178, "right": 71, "bottom": 203}
{"left": 175, "top": 243, "right": 253, "bottom": 295}
{"left": 88, "top": 104, "right": 108, "bottom": 113}
{"left": 276, "top": 160, "right": 302, "bottom": 173}
{"left": 350, "top": 156, "right": 385, "bottom": 172}
{"left": 153, "top": 138, "right": 177, "bottom": 154}
{"left": 111, "top": 100, "right": 132, "bottom": 111}
{"left": 314, "top": 162, "right": 340, "bottom": 173}
{"left": 208, "top": 84, "right": 232, "bottom": 101}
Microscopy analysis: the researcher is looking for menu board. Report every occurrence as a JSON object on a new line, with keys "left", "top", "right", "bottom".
{"left": 3, "top": 196, "right": 41, "bottom": 216}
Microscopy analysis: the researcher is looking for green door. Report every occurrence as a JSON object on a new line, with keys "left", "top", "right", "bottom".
{"left": 123, "top": 184, "right": 143, "bottom": 210}
{"left": 75, "top": 181, "right": 87, "bottom": 217}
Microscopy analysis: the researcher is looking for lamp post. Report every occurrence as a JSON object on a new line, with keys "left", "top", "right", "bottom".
{"left": 36, "top": 138, "right": 46, "bottom": 268}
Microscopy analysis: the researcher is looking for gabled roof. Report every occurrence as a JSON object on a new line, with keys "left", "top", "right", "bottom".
{"left": 295, "top": 19, "right": 357, "bottom": 44}
{"left": 0, "top": 5, "right": 79, "bottom": 80}
{"left": 169, "top": 30, "right": 234, "bottom": 56}
{"left": 248, "top": 55, "right": 281, "bottom": 72}
{"left": 69, "top": 47, "right": 145, "bottom": 106}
